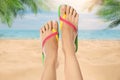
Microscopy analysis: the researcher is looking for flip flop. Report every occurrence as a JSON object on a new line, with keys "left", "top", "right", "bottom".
{"left": 42, "top": 29, "right": 59, "bottom": 63}
{"left": 58, "top": 5, "right": 78, "bottom": 52}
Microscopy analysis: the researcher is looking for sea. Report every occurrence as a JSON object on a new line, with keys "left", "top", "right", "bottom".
{"left": 0, "top": 29, "right": 120, "bottom": 40}
{"left": 0, "top": 12, "right": 120, "bottom": 40}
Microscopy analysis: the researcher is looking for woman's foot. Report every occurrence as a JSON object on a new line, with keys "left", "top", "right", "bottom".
{"left": 40, "top": 21, "right": 58, "bottom": 64}
{"left": 60, "top": 5, "right": 79, "bottom": 55}
{"left": 59, "top": 5, "right": 83, "bottom": 80}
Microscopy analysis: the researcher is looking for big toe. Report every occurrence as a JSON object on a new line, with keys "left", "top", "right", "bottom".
{"left": 52, "top": 21, "right": 58, "bottom": 32}
{"left": 60, "top": 5, "right": 66, "bottom": 17}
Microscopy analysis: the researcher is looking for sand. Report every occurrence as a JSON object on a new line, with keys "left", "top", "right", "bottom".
{"left": 0, "top": 40, "right": 120, "bottom": 80}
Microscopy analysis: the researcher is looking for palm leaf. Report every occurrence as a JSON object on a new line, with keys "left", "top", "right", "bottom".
{"left": 0, "top": 0, "right": 41, "bottom": 27}
{"left": 108, "top": 19, "right": 120, "bottom": 28}
{"left": 97, "top": 0, "right": 120, "bottom": 28}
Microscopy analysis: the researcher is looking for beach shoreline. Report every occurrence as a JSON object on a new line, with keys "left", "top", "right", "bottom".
{"left": 0, "top": 39, "right": 120, "bottom": 80}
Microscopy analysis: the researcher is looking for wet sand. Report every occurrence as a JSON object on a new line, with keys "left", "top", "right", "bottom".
{"left": 0, "top": 40, "right": 120, "bottom": 80}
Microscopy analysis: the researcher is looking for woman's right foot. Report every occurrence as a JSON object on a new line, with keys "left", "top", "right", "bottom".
{"left": 60, "top": 5, "right": 79, "bottom": 55}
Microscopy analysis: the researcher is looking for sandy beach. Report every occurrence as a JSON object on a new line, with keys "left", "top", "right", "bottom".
{"left": 0, "top": 40, "right": 120, "bottom": 80}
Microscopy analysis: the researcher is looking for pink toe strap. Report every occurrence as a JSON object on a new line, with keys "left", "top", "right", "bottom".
{"left": 42, "top": 32, "right": 58, "bottom": 48}
{"left": 60, "top": 16, "right": 77, "bottom": 32}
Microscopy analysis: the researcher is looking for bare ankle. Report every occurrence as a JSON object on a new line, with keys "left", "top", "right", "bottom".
{"left": 45, "top": 54, "right": 57, "bottom": 65}
{"left": 63, "top": 50, "right": 76, "bottom": 57}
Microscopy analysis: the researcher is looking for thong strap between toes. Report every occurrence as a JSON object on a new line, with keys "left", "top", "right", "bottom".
{"left": 42, "top": 31, "right": 58, "bottom": 49}
{"left": 60, "top": 16, "right": 77, "bottom": 32}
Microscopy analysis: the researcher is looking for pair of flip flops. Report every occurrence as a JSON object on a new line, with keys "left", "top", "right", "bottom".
{"left": 42, "top": 5, "right": 78, "bottom": 63}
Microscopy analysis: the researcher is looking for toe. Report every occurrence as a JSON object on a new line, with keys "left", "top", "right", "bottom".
{"left": 48, "top": 21, "right": 53, "bottom": 31}
{"left": 66, "top": 5, "right": 70, "bottom": 15}
{"left": 52, "top": 21, "right": 58, "bottom": 32}
{"left": 40, "top": 27, "right": 44, "bottom": 34}
{"left": 45, "top": 23, "right": 49, "bottom": 31}
{"left": 72, "top": 10, "right": 77, "bottom": 23}
{"left": 42, "top": 26, "right": 46, "bottom": 33}
{"left": 44, "top": 24, "right": 48, "bottom": 31}
{"left": 48, "top": 21, "right": 52, "bottom": 31}
{"left": 75, "top": 14, "right": 79, "bottom": 27}
{"left": 73, "top": 10, "right": 77, "bottom": 17}
{"left": 60, "top": 5, "right": 66, "bottom": 17}
{"left": 40, "top": 28, "right": 43, "bottom": 39}
{"left": 70, "top": 7, "right": 74, "bottom": 15}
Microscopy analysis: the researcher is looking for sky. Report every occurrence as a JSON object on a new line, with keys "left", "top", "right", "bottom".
{"left": 0, "top": 12, "right": 58, "bottom": 30}
{"left": 0, "top": 0, "right": 120, "bottom": 30}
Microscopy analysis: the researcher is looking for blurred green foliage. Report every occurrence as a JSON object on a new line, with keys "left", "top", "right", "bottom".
{"left": 97, "top": 0, "right": 120, "bottom": 28}
{"left": 0, "top": 0, "right": 49, "bottom": 27}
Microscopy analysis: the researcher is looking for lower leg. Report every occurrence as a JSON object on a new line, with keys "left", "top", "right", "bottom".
{"left": 41, "top": 54, "right": 57, "bottom": 80}
{"left": 64, "top": 50, "right": 83, "bottom": 80}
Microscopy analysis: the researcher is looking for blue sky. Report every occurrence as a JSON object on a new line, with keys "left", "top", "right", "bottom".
{"left": 0, "top": 11, "right": 120, "bottom": 30}
{"left": 0, "top": 0, "right": 120, "bottom": 30}
{"left": 0, "top": 11, "right": 58, "bottom": 30}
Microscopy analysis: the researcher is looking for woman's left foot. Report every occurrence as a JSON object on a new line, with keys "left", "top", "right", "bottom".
{"left": 40, "top": 21, "right": 58, "bottom": 64}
